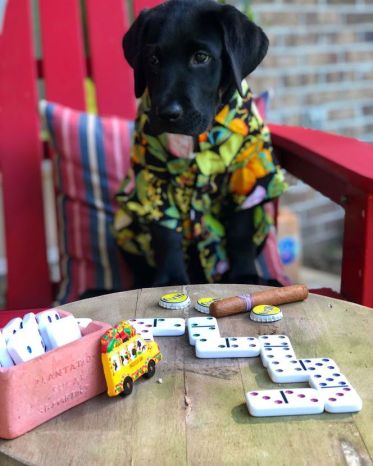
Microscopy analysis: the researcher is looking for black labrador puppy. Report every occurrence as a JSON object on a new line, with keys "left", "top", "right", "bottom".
{"left": 114, "top": 0, "right": 285, "bottom": 288}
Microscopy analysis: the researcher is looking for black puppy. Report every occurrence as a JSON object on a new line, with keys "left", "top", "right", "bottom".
{"left": 115, "top": 0, "right": 284, "bottom": 288}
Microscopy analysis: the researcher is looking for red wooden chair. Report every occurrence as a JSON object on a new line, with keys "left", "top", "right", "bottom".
{"left": 0, "top": 0, "right": 372, "bottom": 312}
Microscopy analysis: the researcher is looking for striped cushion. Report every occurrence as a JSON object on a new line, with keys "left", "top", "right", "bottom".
{"left": 40, "top": 101, "right": 133, "bottom": 303}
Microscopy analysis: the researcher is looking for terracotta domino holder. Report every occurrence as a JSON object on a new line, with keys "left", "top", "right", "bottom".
{"left": 0, "top": 311, "right": 111, "bottom": 439}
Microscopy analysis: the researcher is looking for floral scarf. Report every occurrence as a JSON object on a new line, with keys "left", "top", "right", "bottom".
{"left": 114, "top": 82, "right": 287, "bottom": 282}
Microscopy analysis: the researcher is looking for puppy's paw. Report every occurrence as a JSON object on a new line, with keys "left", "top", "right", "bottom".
{"left": 152, "top": 271, "right": 189, "bottom": 287}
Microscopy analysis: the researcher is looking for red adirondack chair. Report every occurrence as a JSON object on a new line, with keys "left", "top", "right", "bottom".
{"left": 0, "top": 0, "right": 372, "bottom": 311}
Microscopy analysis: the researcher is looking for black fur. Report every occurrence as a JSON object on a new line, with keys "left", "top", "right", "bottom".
{"left": 123, "top": 0, "right": 268, "bottom": 136}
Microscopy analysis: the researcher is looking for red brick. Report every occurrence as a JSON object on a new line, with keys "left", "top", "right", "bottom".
{"left": 328, "top": 108, "right": 357, "bottom": 120}
{"left": 305, "top": 53, "right": 339, "bottom": 65}
{"left": 324, "top": 70, "right": 355, "bottom": 83}
{"left": 258, "top": 11, "right": 300, "bottom": 26}
{"left": 305, "top": 11, "right": 340, "bottom": 25}
{"left": 345, "top": 13, "right": 373, "bottom": 24}
{"left": 362, "top": 106, "right": 373, "bottom": 116}
{"left": 306, "top": 88, "right": 373, "bottom": 105}
{"left": 344, "top": 50, "right": 373, "bottom": 62}
{"left": 283, "top": 74, "right": 318, "bottom": 86}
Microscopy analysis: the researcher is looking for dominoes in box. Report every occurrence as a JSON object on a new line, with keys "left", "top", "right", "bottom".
{"left": 195, "top": 336, "right": 260, "bottom": 358}
{"left": 267, "top": 357, "right": 339, "bottom": 383}
{"left": 258, "top": 335, "right": 296, "bottom": 368}
{"left": 309, "top": 372, "right": 362, "bottom": 413}
{"left": 0, "top": 332, "right": 14, "bottom": 367}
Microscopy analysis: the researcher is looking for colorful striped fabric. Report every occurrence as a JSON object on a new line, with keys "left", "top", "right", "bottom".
{"left": 40, "top": 100, "right": 133, "bottom": 303}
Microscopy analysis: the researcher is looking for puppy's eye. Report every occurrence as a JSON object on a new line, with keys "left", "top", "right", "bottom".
{"left": 191, "top": 52, "right": 211, "bottom": 65}
{"left": 149, "top": 54, "right": 160, "bottom": 66}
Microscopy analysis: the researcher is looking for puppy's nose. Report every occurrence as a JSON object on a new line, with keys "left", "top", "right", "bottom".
{"left": 158, "top": 103, "right": 183, "bottom": 122}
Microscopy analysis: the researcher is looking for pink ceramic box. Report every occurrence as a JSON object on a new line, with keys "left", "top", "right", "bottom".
{"left": 0, "top": 311, "right": 111, "bottom": 439}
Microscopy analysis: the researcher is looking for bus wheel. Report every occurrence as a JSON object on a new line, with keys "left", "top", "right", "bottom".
{"left": 144, "top": 360, "right": 156, "bottom": 379}
{"left": 121, "top": 377, "right": 133, "bottom": 396}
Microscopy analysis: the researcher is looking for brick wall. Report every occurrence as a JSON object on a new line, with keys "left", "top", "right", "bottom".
{"left": 247, "top": 0, "right": 373, "bottom": 143}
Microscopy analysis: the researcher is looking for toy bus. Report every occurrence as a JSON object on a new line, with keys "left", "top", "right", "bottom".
{"left": 101, "top": 320, "right": 162, "bottom": 397}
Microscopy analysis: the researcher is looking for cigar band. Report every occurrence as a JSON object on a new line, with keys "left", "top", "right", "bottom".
{"left": 238, "top": 294, "right": 253, "bottom": 312}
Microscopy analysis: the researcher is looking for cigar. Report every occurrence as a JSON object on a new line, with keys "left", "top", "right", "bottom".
{"left": 209, "top": 284, "right": 308, "bottom": 318}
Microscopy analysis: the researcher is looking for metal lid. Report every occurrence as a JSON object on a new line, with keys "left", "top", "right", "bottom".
{"left": 250, "top": 304, "right": 283, "bottom": 322}
{"left": 195, "top": 297, "right": 218, "bottom": 314}
{"left": 158, "top": 292, "right": 191, "bottom": 310}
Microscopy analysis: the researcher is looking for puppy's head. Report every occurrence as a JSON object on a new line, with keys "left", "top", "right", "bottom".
{"left": 123, "top": 0, "right": 268, "bottom": 136}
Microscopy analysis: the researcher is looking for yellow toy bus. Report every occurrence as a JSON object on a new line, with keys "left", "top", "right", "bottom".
{"left": 101, "top": 320, "right": 162, "bottom": 397}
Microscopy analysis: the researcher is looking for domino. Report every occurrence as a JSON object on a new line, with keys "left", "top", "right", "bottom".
{"left": 258, "top": 335, "right": 296, "bottom": 368}
{"left": 22, "top": 313, "right": 40, "bottom": 334}
{"left": 128, "top": 318, "right": 185, "bottom": 337}
{"left": 246, "top": 388, "right": 324, "bottom": 417}
{"left": 268, "top": 357, "right": 340, "bottom": 383}
{"left": 36, "top": 309, "right": 62, "bottom": 350}
{"left": 7, "top": 327, "right": 45, "bottom": 364}
{"left": 187, "top": 316, "right": 220, "bottom": 346}
{"left": 0, "top": 331, "right": 14, "bottom": 367}
{"left": 195, "top": 336, "right": 260, "bottom": 358}
{"left": 134, "top": 325, "right": 154, "bottom": 341}
{"left": 2, "top": 317, "right": 23, "bottom": 342}
{"left": 44, "top": 315, "right": 82, "bottom": 349}
{"left": 309, "top": 372, "right": 362, "bottom": 413}
{"left": 76, "top": 317, "right": 93, "bottom": 329}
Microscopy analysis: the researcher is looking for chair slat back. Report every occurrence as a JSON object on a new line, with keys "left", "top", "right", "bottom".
{"left": 0, "top": 0, "right": 51, "bottom": 308}
{"left": 85, "top": 0, "right": 136, "bottom": 118}
{"left": 133, "top": 0, "right": 165, "bottom": 16}
{"left": 39, "top": 0, "right": 86, "bottom": 109}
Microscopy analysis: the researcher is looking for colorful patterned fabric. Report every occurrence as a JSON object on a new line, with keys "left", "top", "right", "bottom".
{"left": 40, "top": 101, "right": 133, "bottom": 304}
{"left": 114, "top": 83, "right": 288, "bottom": 283}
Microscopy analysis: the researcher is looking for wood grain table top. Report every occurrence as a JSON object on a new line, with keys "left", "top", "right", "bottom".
{"left": 0, "top": 284, "right": 372, "bottom": 466}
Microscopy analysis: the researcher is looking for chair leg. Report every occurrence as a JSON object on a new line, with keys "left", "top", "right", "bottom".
{"left": 341, "top": 192, "right": 373, "bottom": 307}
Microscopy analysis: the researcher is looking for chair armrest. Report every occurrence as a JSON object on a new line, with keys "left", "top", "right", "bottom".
{"left": 269, "top": 124, "right": 373, "bottom": 204}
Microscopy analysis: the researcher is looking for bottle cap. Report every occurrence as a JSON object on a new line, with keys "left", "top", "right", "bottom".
{"left": 159, "top": 292, "right": 191, "bottom": 310}
{"left": 250, "top": 304, "right": 283, "bottom": 322}
{"left": 195, "top": 297, "right": 218, "bottom": 314}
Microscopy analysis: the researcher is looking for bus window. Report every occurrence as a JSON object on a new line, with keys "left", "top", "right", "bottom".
{"left": 128, "top": 343, "right": 136, "bottom": 360}
{"left": 110, "top": 354, "right": 120, "bottom": 373}
{"left": 119, "top": 349, "right": 129, "bottom": 366}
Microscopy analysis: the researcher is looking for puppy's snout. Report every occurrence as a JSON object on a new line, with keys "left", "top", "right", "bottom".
{"left": 158, "top": 102, "right": 183, "bottom": 122}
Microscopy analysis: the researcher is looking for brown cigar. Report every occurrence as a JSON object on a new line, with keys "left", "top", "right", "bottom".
{"left": 209, "top": 284, "right": 308, "bottom": 318}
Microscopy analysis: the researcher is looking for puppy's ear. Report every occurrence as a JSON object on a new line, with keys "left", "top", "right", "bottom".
{"left": 122, "top": 10, "right": 152, "bottom": 98}
{"left": 217, "top": 5, "right": 269, "bottom": 97}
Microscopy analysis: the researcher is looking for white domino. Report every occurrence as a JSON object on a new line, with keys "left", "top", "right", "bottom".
{"left": 36, "top": 309, "right": 62, "bottom": 350}
{"left": 22, "top": 313, "right": 40, "bottom": 334}
{"left": 7, "top": 327, "right": 45, "bottom": 364}
{"left": 258, "top": 335, "right": 296, "bottom": 368}
{"left": 195, "top": 336, "right": 260, "bottom": 358}
{"left": 2, "top": 317, "right": 23, "bottom": 342}
{"left": 128, "top": 318, "right": 185, "bottom": 337}
{"left": 309, "top": 372, "right": 362, "bottom": 413}
{"left": 246, "top": 388, "right": 324, "bottom": 417}
{"left": 44, "top": 315, "right": 82, "bottom": 349}
{"left": 268, "top": 357, "right": 340, "bottom": 383}
{"left": 0, "top": 331, "right": 14, "bottom": 367}
{"left": 76, "top": 318, "right": 93, "bottom": 329}
{"left": 187, "top": 316, "right": 220, "bottom": 346}
{"left": 135, "top": 326, "right": 154, "bottom": 341}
